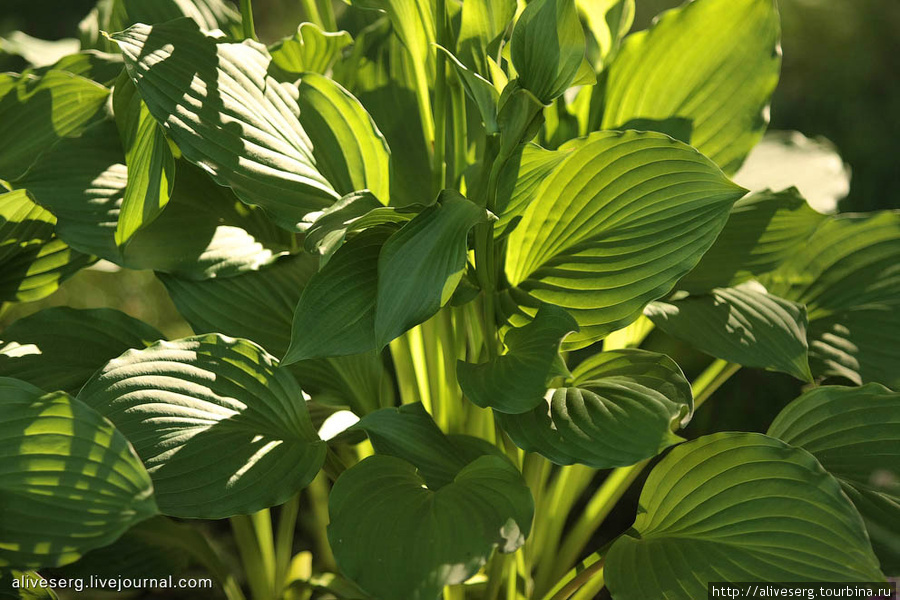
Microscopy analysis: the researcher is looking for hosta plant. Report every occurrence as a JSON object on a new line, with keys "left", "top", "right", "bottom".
{"left": 1, "top": 0, "right": 898, "bottom": 599}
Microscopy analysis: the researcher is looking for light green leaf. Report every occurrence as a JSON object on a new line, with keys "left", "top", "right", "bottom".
{"left": 494, "top": 142, "right": 571, "bottom": 237}
{"left": 76, "top": 334, "right": 326, "bottom": 518}
{"left": 158, "top": 254, "right": 387, "bottom": 415}
{"left": 577, "top": 0, "right": 634, "bottom": 69}
{"left": 0, "top": 32, "right": 80, "bottom": 68}
{"left": 762, "top": 211, "right": 900, "bottom": 388}
{"left": 502, "top": 130, "right": 746, "bottom": 349}
{"left": 112, "top": 72, "right": 176, "bottom": 247}
{"left": 29, "top": 50, "right": 124, "bottom": 86}
{"left": 645, "top": 284, "right": 813, "bottom": 381}
{"left": 677, "top": 188, "right": 826, "bottom": 294}
{"left": 457, "top": 304, "right": 578, "bottom": 414}
{"left": 16, "top": 125, "right": 293, "bottom": 279}
{"left": 0, "top": 189, "right": 94, "bottom": 303}
{"left": 269, "top": 23, "right": 353, "bottom": 76}
{"left": 295, "top": 72, "right": 391, "bottom": 201}
{"left": 601, "top": 0, "right": 780, "bottom": 175}
{"left": 112, "top": 19, "right": 338, "bottom": 231}
{"left": 457, "top": 0, "right": 516, "bottom": 74}
{"left": 285, "top": 228, "right": 390, "bottom": 363}
{"left": 0, "top": 307, "right": 162, "bottom": 394}
{"left": 351, "top": 0, "right": 435, "bottom": 77}
{"left": 0, "top": 379, "right": 157, "bottom": 568}
{"left": 375, "top": 192, "right": 489, "bottom": 348}
{"left": 497, "top": 349, "right": 690, "bottom": 467}
{"left": 112, "top": 0, "right": 243, "bottom": 35}
{"left": 0, "top": 70, "right": 109, "bottom": 181}
{"left": 0, "top": 570, "right": 59, "bottom": 599}
{"left": 511, "top": 0, "right": 586, "bottom": 103}
{"left": 328, "top": 454, "right": 533, "bottom": 600}
{"left": 605, "top": 433, "right": 885, "bottom": 600}
{"left": 734, "top": 131, "right": 850, "bottom": 214}
{"left": 768, "top": 384, "right": 900, "bottom": 571}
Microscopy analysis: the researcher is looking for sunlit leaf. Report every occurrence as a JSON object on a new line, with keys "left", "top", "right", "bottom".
{"left": 269, "top": 23, "right": 352, "bottom": 76}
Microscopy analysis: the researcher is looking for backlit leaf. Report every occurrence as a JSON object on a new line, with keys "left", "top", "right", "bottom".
{"left": 269, "top": 23, "right": 353, "bottom": 76}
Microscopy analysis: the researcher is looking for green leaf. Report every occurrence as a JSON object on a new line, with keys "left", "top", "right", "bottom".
{"left": 375, "top": 192, "right": 490, "bottom": 348}
{"left": 576, "top": 0, "right": 634, "bottom": 69}
{"left": 677, "top": 188, "right": 826, "bottom": 294}
{"left": 351, "top": 403, "right": 473, "bottom": 489}
{"left": 285, "top": 227, "right": 390, "bottom": 363}
{"left": 496, "top": 349, "right": 690, "bottom": 468}
{"left": 457, "top": 304, "right": 578, "bottom": 414}
{"left": 76, "top": 334, "right": 326, "bottom": 518}
{"left": 734, "top": 131, "right": 850, "bottom": 214}
{"left": 295, "top": 72, "right": 392, "bottom": 201}
{"left": 502, "top": 130, "right": 746, "bottom": 349}
{"left": 605, "top": 432, "right": 884, "bottom": 600}
{"left": 768, "top": 384, "right": 900, "bottom": 571}
{"left": 0, "top": 307, "right": 163, "bottom": 395}
{"left": 328, "top": 454, "right": 533, "bottom": 600}
{"left": 457, "top": 0, "right": 516, "bottom": 74}
{"left": 112, "top": 19, "right": 338, "bottom": 231}
{"left": 439, "top": 46, "right": 500, "bottom": 135}
{"left": 494, "top": 142, "right": 571, "bottom": 237}
{"left": 762, "top": 211, "right": 900, "bottom": 388}
{"left": 303, "top": 191, "right": 415, "bottom": 260}
{"left": 112, "top": 72, "right": 176, "bottom": 247}
{"left": 645, "top": 283, "right": 813, "bottom": 381}
{"left": 510, "top": 0, "right": 586, "bottom": 103}
{"left": 0, "top": 32, "right": 80, "bottom": 68}
{"left": 0, "top": 379, "right": 157, "bottom": 568}
{"left": 0, "top": 70, "right": 109, "bottom": 181}
{"left": 0, "top": 570, "right": 58, "bottom": 599}
{"left": 351, "top": 0, "right": 435, "bottom": 78}
{"left": 269, "top": 23, "right": 353, "bottom": 76}
{"left": 0, "top": 189, "right": 94, "bottom": 303}
{"left": 29, "top": 50, "right": 124, "bottom": 86}
{"left": 601, "top": 0, "right": 781, "bottom": 175}
{"left": 111, "top": 0, "right": 243, "bottom": 35}
{"left": 158, "top": 254, "right": 387, "bottom": 415}
{"left": 16, "top": 126, "right": 293, "bottom": 279}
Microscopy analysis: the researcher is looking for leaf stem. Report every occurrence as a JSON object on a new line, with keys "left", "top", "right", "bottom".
{"left": 432, "top": 0, "right": 448, "bottom": 196}
{"left": 542, "top": 554, "right": 605, "bottom": 600}
{"left": 274, "top": 493, "right": 300, "bottom": 596}
{"left": 230, "top": 515, "right": 272, "bottom": 600}
{"left": 693, "top": 359, "right": 741, "bottom": 409}
{"left": 239, "top": 0, "right": 257, "bottom": 41}
{"left": 300, "top": 0, "right": 324, "bottom": 27}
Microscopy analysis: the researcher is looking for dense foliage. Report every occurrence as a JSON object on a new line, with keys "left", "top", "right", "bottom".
{"left": 0, "top": 0, "right": 898, "bottom": 599}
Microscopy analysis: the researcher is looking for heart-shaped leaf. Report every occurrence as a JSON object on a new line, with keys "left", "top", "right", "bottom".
{"left": 502, "top": 130, "right": 746, "bottom": 349}
{"left": 0, "top": 307, "right": 163, "bottom": 394}
{"left": 645, "top": 283, "right": 813, "bottom": 381}
{"left": 112, "top": 19, "right": 338, "bottom": 230}
{"left": 601, "top": 0, "right": 781, "bottom": 175}
{"left": 768, "top": 384, "right": 900, "bottom": 571}
{"left": 605, "top": 433, "right": 885, "bottom": 600}
{"left": 76, "top": 334, "right": 326, "bottom": 518}
{"left": 0, "top": 378, "right": 157, "bottom": 569}
{"left": 457, "top": 303, "right": 578, "bottom": 414}
{"left": 0, "top": 189, "right": 93, "bottom": 303}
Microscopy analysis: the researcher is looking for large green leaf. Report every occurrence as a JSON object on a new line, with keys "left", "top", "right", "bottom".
{"left": 295, "top": 72, "right": 391, "bottom": 202}
{"left": 0, "top": 570, "right": 58, "bottom": 599}
{"left": 269, "top": 23, "right": 353, "bottom": 76}
{"left": 0, "top": 32, "right": 80, "bottom": 68}
{"left": 16, "top": 124, "right": 293, "bottom": 279}
{"left": 457, "top": 0, "right": 516, "bottom": 74}
{"left": 768, "top": 384, "right": 900, "bottom": 571}
{"left": 601, "top": 0, "right": 780, "bottom": 175}
{"left": 376, "top": 192, "right": 489, "bottom": 348}
{"left": 497, "top": 349, "right": 691, "bottom": 468}
{"left": 76, "top": 334, "right": 326, "bottom": 518}
{"left": 0, "top": 70, "right": 109, "bottom": 181}
{"left": 0, "top": 307, "right": 162, "bottom": 394}
{"left": 502, "top": 130, "right": 746, "bottom": 349}
{"left": 510, "top": 0, "right": 585, "bottom": 103}
{"left": 457, "top": 304, "right": 578, "bottom": 414}
{"left": 111, "top": 0, "right": 242, "bottom": 35}
{"left": 494, "top": 142, "right": 571, "bottom": 237}
{"left": 763, "top": 211, "right": 900, "bottom": 388}
{"left": 605, "top": 433, "right": 885, "bottom": 600}
{"left": 0, "top": 378, "right": 157, "bottom": 568}
{"left": 645, "top": 283, "right": 813, "bottom": 381}
{"left": 576, "top": 0, "right": 634, "bottom": 70}
{"left": 158, "top": 254, "right": 386, "bottom": 416}
{"left": 112, "top": 19, "right": 338, "bottom": 230}
{"left": 677, "top": 188, "right": 826, "bottom": 294}
{"left": 0, "top": 189, "right": 94, "bottom": 303}
{"left": 28, "top": 50, "right": 125, "bottom": 87}
{"left": 112, "top": 73, "right": 175, "bottom": 247}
